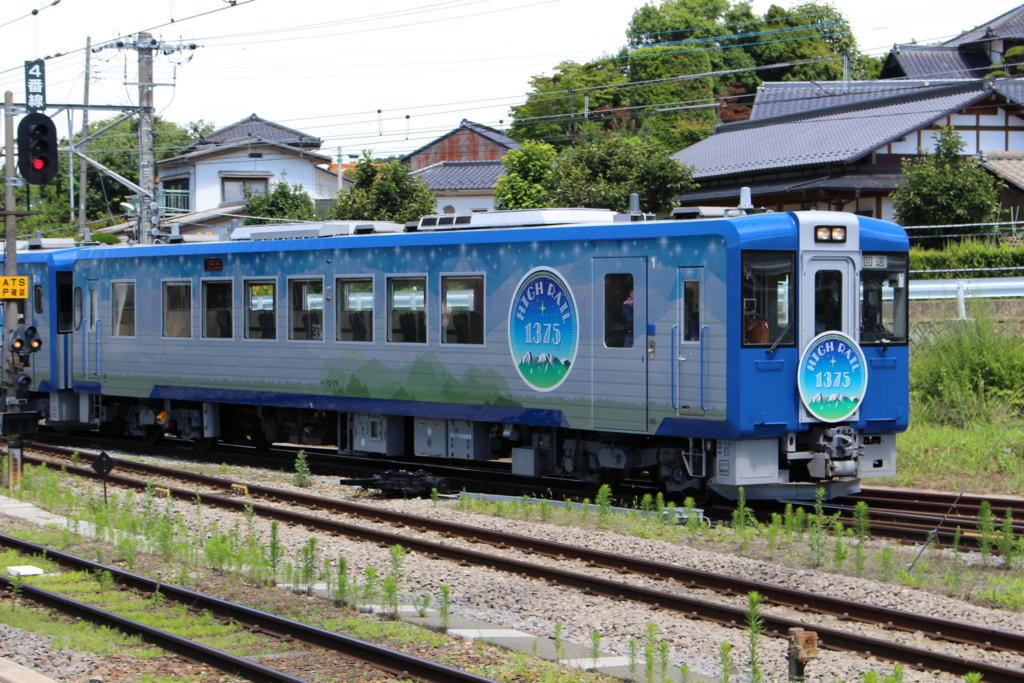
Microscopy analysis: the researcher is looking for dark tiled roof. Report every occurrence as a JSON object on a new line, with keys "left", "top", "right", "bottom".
{"left": 158, "top": 140, "right": 331, "bottom": 166}
{"left": 678, "top": 174, "right": 904, "bottom": 203}
{"left": 411, "top": 160, "right": 505, "bottom": 191}
{"left": 750, "top": 80, "right": 971, "bottom": 119}
{"left": 981, "top": 151, "right": 1024, "bottom": 191}
{"left": 943, "top": 3, "right": 1024, "bottom": 46}
{"left": 881, "top": 45, "right": 991, "bottom": 79}
{"left": 674, "top": 83, "right": 987, "bottom": 179}
{"left": 188, "top": 114, "right": 321, "bottom": 151}
{"left": 401, "top": 120, "right": 519, "bottom": 162}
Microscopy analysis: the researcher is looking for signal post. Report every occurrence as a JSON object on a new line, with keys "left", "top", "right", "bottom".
{"left": 2, "top": 82, "right": 49, "bottom": 488}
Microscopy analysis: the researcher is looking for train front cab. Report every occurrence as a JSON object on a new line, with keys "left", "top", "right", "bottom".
{"left": 716, "top": 211, "right": 909, "bottom": 500}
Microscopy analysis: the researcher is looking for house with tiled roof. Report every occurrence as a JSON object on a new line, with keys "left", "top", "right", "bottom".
{"left": 400, "top": 119, "right": 519, "bottom": 212}
{"left": 402, "top": 119, "right": 519, "bottom": 171}
{"left": 881, "top": 4, "right": 1024, "bottom": 79}
{"left": 156, "top": 114, "right": 340, "bottom": 236}
{"left": 672, "top": 78, "right": 1024, "bottom": 220}
{"left": 411, "top": 160, "right": 505, "bottom": 214}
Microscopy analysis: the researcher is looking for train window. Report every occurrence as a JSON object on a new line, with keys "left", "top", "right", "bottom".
{"left": 337, "top": 278, "right": 373, "bottom": 342}
{"left": 814, "top": 270, "right": 843, "bottom": 335}
{"left": 860, "top": 254, "right": 908, "bottom": 345}
{"left": 89, "top": 287, "right": 97, "bottom": 331}
{"left": 683, "top": 280, "right": 701, "bottom": 342}
{"left": 388, "top": 277, "right": 426, "bottom": 343}
{"left": 604, "top": 274, "right": 634, "bottom": 348}
{"left": 111, "top": 282, "right": 135, "bottom": 336}
{"left": 245, "top": 280, "right": 276, "bottom": 340}
{"left": 57, "top": 272, "right": 73, "bottom": 333}
{"left": 442, "top": 275, "right": 483, "bottom": 345}
{"left": 73, "top": 287, "right": 82, "bottom": 330}
{"left": 162, "top": 281, "right": 192, "bottom": 338}
{"left": 289, "top": 279, "right": 323, "bottom": 341}
{"left": 33, "top": 285, "right": 43, "bottom": 314}
{"left": 202, "top": 281, "right": 233, "bottom": 339}
{"left": 742, "top": 252, "right": 795, "bottom": 347}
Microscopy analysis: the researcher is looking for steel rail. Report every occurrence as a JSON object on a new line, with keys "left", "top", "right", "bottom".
{"left": 27, "top": 450, "right": 1024, "bottom": 651}
{"left": 854, "top": 487, "right": 1024, "bottom": 520}
{"left": 0, "top": 572, "right": 308, "bottom": 683}
{"left": 22, "top": 451, "right": 1024, "bottom": 681}
{"left": 0, "top": 533, "right": 493, "bottom": 683}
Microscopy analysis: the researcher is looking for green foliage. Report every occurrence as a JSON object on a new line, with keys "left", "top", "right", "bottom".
{"left": 292, "top": 449, "right": 311, "bottom": 487}
{"left": 14, "top": 116, "right": 211, "bottom": 235}
{"left": 893, "top": 127, "right": 1004, "bottom": 237}
{"left": 493, "top": 141, "right": 557, "bottom": 209}
{"left": 745, "top": 591, "right": 764, "bottom": 683}
{"left": 910, "top": 307, "right": 1024, "bottom": 425}
{"left": 508, "top": 59, "right": 628, "bottom": 146}
{"left": 329, "top": 152, "right": 436, "bottom": 223}
{"left": 987, "top": 45, "right": 1024, "bottom": 77}
{"left": 510, "top": 2, "right": 875, "bottom": 148}
{"left": 909, "top": 239, "right": 1024, "bottom": 278}
{"left": 243, "top": 178, "right": 314, "bottom": 224}
{"left": 547, "top": 134, "right": 694, "bottom": 213}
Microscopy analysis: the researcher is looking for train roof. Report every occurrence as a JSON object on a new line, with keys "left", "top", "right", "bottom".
{"left": 62, "top": 210, "right": 907, "bottom": 262}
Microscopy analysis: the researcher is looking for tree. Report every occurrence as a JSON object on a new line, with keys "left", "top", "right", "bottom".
{"left": 329, "top": 153, "right": 436, "bottom": 223}
{"left": 510, "top": 1, "right": 876, "bottom": 149}
{"left": 13, "top": 116, "right": 212, "bottom": 235}
{"left": 243, "top": 177, "right": 315, "bottom": 224}
{"left": 493, "top": 141, "right": 557, "bottom": 209}
{"left": 547, "top": 134, "right": 695, "bottom": 214}
{"left": 892, "top": 127, "right": 1004, "bottom": 237}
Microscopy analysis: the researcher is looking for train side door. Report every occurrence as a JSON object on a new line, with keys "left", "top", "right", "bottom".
{"left": 675, "top": 267, "right": 705, "bottom": 416}
{"left": 55, "top": 272, "right": 74, "bottom": 389}
{"left": 83, "top": 279, "right": 99, "bottom": 377}
{"left": 591, "top": 257, "right": 648, "bottom": 431}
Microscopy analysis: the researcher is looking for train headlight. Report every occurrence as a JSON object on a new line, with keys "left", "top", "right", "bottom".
{"left": 814, "top": 225, "right": 848, "bottom": 243}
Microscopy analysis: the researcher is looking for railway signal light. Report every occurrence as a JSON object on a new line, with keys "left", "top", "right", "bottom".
{"left": 17, "top": 112, "right": 59, "bottom": 185}
{"left": 9, "top": 324, "right": 42, "bottom": 359}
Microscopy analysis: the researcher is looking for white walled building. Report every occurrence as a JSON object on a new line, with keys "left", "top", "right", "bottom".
{"left": 156, "top": 114, "right": 338, "bottom": 237}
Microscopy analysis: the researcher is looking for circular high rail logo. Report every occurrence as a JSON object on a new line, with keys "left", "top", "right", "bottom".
{"left": 508, "top": 267, "right": 578, "bottom": 391}
{"left": 797, "top": 331, "right": 868, "bottom": 422}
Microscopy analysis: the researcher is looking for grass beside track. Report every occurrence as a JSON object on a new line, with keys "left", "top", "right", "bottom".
{"left": 893, "top": 419, "right": 1024, "bottom": 494}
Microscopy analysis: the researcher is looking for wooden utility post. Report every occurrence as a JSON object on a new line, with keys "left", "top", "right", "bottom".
{"left": 3, "top": 91, "right": 19, "bottom": 488}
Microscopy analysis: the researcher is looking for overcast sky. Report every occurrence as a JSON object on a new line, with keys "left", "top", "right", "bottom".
{"left": 0, "top": 0, "right": 1018, "bottom": 159}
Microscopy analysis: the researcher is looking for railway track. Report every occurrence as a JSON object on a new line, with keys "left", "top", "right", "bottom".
{"left": 19, "top": 444, "right": 1024, "bottom": 681}
{"left": 0, "top": 533, "right": 491, "bottom": 683}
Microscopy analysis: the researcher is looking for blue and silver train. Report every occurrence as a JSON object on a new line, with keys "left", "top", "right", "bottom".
{"left": 10, "top": 205, "right": 909, "bottom": 500}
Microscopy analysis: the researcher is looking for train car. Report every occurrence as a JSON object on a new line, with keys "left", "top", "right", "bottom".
{"left": 20, "top": 206, "right": 909, "bottom": 500}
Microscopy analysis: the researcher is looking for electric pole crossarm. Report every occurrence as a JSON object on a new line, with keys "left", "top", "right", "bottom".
{"left": 72, "top": 113, "right": 133, "bottom": 147}
{"left": 64, "top": 148, "right": 151, "bottom": 198}
{"left": 11, "top": 103, "right": 152, "bottom": 113}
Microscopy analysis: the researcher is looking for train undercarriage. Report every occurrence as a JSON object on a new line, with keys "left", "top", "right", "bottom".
{"left": 43, "top": 396, "right": 894, "bottom": 501}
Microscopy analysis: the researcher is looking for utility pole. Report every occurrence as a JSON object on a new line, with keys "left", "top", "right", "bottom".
{"left": 77, "top": 37, "right": 91, "bottom": 240}
{"left": 3, "top": 92, "right": 18, "bottom": 487}
{"left": 137, "top": 32, "right": 156, "bottom": 244}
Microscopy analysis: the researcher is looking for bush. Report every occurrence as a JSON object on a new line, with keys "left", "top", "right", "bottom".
{"left": 910, "top": 239, "right": 1024, "bottom": 278}
{"left": 911, "top": 306, "right": 1024, "bottom": 425}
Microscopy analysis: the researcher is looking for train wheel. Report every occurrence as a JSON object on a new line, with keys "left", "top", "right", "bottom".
{"left": 193, "top": 437, "right": 217, "bottom": 452}
{"left": 144, "top": 425, "right": 165, "bottom": 445}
